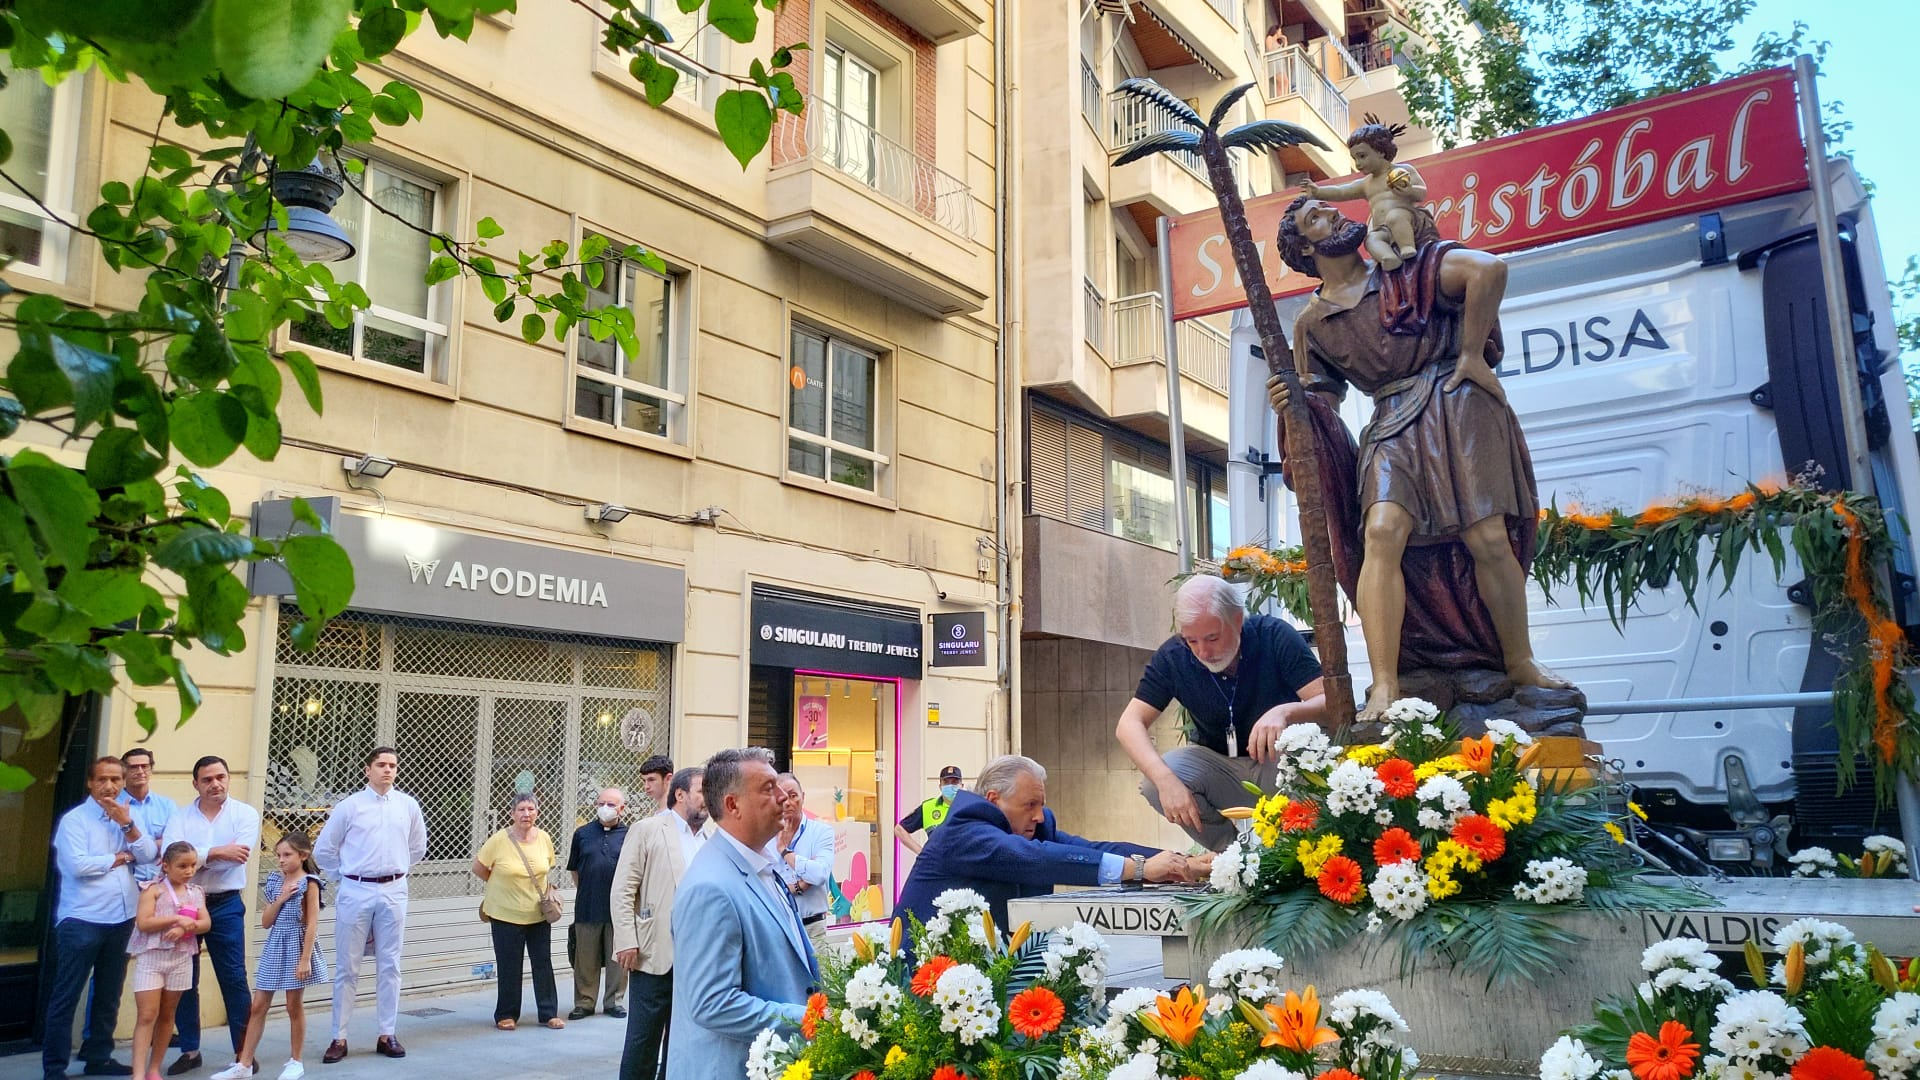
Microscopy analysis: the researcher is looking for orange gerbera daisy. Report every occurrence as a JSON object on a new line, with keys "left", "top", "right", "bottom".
{"left": 1373, "top": 828, "right": 1422, "bottom": 865}
{"left": 1008, "top": 986, "right": 1066, "bottom": 1039}
{"left": 1321, "top": 1070, "right": 1362, "bottom": 1080}
{"left": 1790, "top": 1047, "right": 1873, "bottom": 1080}
{"left": 1625, "top": 1020, "right": 1700, "bottom": 1080}
{"left": 911, "top": 956, "right": 956, "bottom": 997}
{"left": 1457, "top": 734, "right": 1495, "bottom": 774}
{"left": 1282, "top": 800, "right": 1321, "bottom": 832}
{"left": 931, "top": 1067, "right": 965, "bottom": 1080}
{"left": 1376, "top": 758, "right": 1418, "bottom": 798}
{"left": 1263, "top": 986, "right": 1337, "bottom": 1053}
{"left": 850, "top": 1074, "right": 877, "bottom": 1080}
{"left": 801, "top": 991, "right": 827, "bottom": 1038}
{"left": 1316, "top": 855, "right": 1363, "bottom": 904}
{"left": 1451, "top": 814, "right": 1507, "bottom": 861}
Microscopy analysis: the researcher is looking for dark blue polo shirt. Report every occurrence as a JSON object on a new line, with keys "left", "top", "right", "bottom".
{"left": 1134, "top": 614, "right": 1322, "bottom": 756}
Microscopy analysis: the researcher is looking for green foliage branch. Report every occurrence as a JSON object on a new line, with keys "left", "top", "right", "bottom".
{"left": 0, "top": 0, "right": 805, "bottom": 790}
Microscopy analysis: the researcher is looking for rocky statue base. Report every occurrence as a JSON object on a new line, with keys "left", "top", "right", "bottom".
{"left": 1351, "top": 668, "right": 1587, "bottom": 742}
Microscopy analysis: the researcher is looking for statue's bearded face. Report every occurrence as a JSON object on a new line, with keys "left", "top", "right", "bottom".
{"left": 1279, "top": 197, "right": 1369, "bottom": 277}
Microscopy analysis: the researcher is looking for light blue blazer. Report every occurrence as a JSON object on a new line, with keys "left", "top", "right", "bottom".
{"left": 666, "top": 833, "right": 818, "bottom": 1080}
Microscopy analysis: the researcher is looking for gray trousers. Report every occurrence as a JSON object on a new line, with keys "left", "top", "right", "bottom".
{"left": 1138, "top": 744, "right": 1274, "bottom": 852}
{"left": 571, "top": 921, "right": 627, "bottom": 1011}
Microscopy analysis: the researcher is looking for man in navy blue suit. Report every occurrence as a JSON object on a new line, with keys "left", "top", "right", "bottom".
{"left": 896, "top": 755, "right": 1209, "bottom": 930}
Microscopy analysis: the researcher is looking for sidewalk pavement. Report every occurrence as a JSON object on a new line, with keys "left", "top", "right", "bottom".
{"left": 8, "top": 937, "right": 1170, "bottom": 1080}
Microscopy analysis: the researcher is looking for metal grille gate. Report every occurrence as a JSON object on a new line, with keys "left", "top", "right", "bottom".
{"left": 260, "top": 606, "right": 672, "bottom": 997}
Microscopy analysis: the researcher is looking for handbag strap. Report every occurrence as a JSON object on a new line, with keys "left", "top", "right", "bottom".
{"left": 505, "top": 831, "right": 548, "bottom": 903}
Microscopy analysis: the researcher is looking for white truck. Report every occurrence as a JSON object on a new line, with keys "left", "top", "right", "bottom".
{"left": 1226, "top": 147, "right": 1916, "bottom": 874}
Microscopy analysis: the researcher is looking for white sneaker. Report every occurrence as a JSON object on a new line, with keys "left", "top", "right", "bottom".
{"left": 210, "top": 1063, "right": 253, "bottom": 1080}
{"left": 276, "top": 1062, "right": 304, "bottom": 1080}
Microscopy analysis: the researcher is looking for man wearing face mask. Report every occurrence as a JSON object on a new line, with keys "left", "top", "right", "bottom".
{"left": 893, "top": 765, "right": 964, "bottom": 855}
{"left": 565, "top": 787, "right": 630, "bottom": 1021}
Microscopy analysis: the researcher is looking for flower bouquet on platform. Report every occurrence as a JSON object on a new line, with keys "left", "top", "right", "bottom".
{"left": 1062, "top": 947, "right": 1421, "bottom": 1080}
{"left": 747, "top": 888, "right": 1111, "bottom": 1080}
{"left": 1183, "top": 697, "right": 1697, "bottom": 983}
{"left": 1543, "top": 920, "right": 1920, "bottom": 1080}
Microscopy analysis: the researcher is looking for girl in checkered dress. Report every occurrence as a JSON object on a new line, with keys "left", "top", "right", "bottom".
{"left": 212, "top": 833, "right": 328, "bottom": 1080}
{"left": 130, "top": 843, "right": 210, "bottom": 1080}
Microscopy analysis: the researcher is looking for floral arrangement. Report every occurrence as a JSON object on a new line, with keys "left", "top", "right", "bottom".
{"left": 1787, "top": 836, "right": 1911, "bottom": 880}
{"left": 1542, "top": 920, "right": 1920, "bottom": 1080}
{"left": 1183, "top": 698, "right": 1694, "bottom": 983}
{"left": 1061, "top": 947, "right": 1421, "bottom": 1080}
{"left": 747, "top": 888, "right": 1111, "bottom": 1080}
{"left": 1206, "top": 481, "right": 1920, "bottom": 803}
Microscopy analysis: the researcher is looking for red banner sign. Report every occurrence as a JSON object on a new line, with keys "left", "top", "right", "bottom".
{"left": 1166, "top": 67, "right": 1808, "bottom": 319}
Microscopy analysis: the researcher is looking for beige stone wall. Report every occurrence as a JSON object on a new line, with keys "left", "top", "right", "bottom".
{"left": 1019, "top": 637, "right": 1191, "bottom": 853}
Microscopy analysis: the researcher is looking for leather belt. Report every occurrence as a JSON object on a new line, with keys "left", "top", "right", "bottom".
{"left": 344, "top": 873, "right": 405, "bottom": 884}
{"left": 802, "top": 913, "right": 826, "bottom": 926}
{"left": 204, "top": 890, "right": 240, "bottom": 903}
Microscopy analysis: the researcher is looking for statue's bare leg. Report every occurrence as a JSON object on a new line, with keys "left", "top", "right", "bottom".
{"left": 1461, "top": 515, "right": 1574, "bottom": 690}
{"left": 1357, "top": 501, "right": 1416, "bottom": 723}
{"left": 1387, "top": 210, "right": 1418, "bottom": 261}
{"left": 1365, "top": 226, "right": 1404, "bottom": 271}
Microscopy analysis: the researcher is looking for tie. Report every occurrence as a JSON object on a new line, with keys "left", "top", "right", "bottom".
{"left": 771, "top": 865, "right": 820, "bottom": 981}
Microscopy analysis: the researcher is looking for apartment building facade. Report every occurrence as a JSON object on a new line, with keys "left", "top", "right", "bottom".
{"left": 1013, "top": 0, "right": 1441, "bottom": 846}
{"left": 0, "top": 0, "right": 1007, "bottom": 1033}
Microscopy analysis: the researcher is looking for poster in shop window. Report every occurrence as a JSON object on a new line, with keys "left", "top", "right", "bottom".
{"left": 797, "top": 695, "right": 829, "bottom": 750}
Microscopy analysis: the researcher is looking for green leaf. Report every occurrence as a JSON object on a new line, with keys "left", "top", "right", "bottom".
{"left": 706, "top": 0, "right": 758, "bottom": 43}
{"left": 9, "top": 449, "right": 100, "bottom": 569}
{"left": 169, "top": 391, "right": 249, "bottom": 466}
{"left": 475, "top": 215, "right": 504, "bottom": 240}
{"left": 108, "top": 633, "right": 171, "bottom": 685}
{"left": 0, "top": 491, "right": 47, "bottom": 591}
{"left": 18, "top": 593, "right": 97, "bottom": 643}
{"left": 173, "top": 319, "right": 239, "bottom": 388}
{"left": 166, "top": 656, "right": 203, "bottom": 725}
{"left": 243, "top": 405, "right": 283, "bottom": 460}
{"left": 50, "top": 337, "right": 119, "bottom": 430}
{"left": 388, "top": 80, "right": 425, "bottom": 120}
{"left": 41, "top": 644, "right": 118, "bottom": 696}
{"left": 281, "top": 533, "right": 356, "bottom": 620}
{"left": 714, "top": 89, "right": 774, "bottom": 169}
{"left": 520, "top": 312, "right": 547, "bottom": 343}
{"left": 153, "top": 526, "right": 257, "bottom": 571}
{"left": 371, "top": 94, "right": 410, "bottom": 126}
{"left": 424, "top": 255, "right": 462, "bottom": 285}
{"left": 58, "top": 569, "right": 163, "bottom": 626}
{"left": 85, "top": 427, "right": 166, "bottom": 487}
{"left": 281, "top": 351, "right": 325, "bottom": 415}
{"left": 627, "top": 51, "right": 679, "bottom": 106}
{"left": 135, "top": 702, "right": 158, "bottom": 738}
{"left": 0, "top": 396, "right": 23, "bottom": 437}
{"left": 0, "top": 762, "right": 32, "bottom": 793}
{"left": 212, "top": 0, "right": 355, "bottom": 99}
{"left": 359, "top": 7, "right": 408, "bottom": 57}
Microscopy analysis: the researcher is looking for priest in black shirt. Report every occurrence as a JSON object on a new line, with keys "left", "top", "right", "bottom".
{"left": 1117, "top": 575, "right": 1326, "bottom": 851}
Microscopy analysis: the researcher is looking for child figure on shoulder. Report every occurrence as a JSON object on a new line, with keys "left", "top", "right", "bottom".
{"left": 1304, "top": 113, "right": 1427, "bottom": 271}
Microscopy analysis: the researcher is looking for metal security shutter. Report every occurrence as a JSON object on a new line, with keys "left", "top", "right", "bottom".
{"left": 1066, "top": 423, "right": 1107, "bottom": 528}
{"left": 1028, "top": 407, "right": 1069, "bottom": 518}
{"left": 261, "top": 608, "right": 673, "bottom": 1003}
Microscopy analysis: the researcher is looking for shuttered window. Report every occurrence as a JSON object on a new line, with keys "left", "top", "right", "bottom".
{"left": 1026, "top": 399, "right": 1228, "bottom": 555}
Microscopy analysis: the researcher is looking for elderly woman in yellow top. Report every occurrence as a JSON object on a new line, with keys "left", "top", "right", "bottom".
{"left": 471, "top": 793, "right": 562, "bottom": 1031}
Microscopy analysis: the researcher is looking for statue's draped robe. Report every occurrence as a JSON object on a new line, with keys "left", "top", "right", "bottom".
{"left": 1284, "top": 241, "right": 1539, "bottom": 671}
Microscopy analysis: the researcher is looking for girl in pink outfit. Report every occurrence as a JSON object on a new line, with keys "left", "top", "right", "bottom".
{"left": 130, "top": 843, "right": 211, "bottom": 1080}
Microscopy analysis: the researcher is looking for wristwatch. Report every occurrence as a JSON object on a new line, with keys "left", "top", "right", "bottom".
{"left": 1127, "top": 853, "right": 1148, "bottom": 887}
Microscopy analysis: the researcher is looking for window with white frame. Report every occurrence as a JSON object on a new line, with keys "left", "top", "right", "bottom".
{"left": 0, "top": 64, "right": 81, "bottom": 280}
{"left": 289, "top": 158, "right": 451, "bottom": 379}
{"left": 572, "top": 236, "right": 690, "bottom": 443}
{"left": 819, "top": 43, "right": 880, "bottom": 186}
{"left": 788, "top": 326, "right": 886, "bottom": 493}
{"left": 644, "top": 0, "right": 704, "bottom": 103}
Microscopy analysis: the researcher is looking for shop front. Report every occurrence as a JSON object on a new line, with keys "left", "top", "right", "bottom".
{"left": 746, "top": 585, "right": 921, "bottom": 928}
{"left": 253, "top": 507, "right": 685, "bottom": 996}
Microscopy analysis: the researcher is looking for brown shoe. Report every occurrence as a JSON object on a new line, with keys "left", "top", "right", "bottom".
{"left": 320, "top": 1043, "right": 347, "bottom": 1065}
{"left": 374, "top": 1037, "right": 405, "bottom": 1059}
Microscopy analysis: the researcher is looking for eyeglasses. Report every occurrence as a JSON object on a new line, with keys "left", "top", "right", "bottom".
{"left": 124, "top": 763, "right": 153, "bottom": 771}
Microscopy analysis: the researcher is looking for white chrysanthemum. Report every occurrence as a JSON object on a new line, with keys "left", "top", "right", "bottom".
{"left": 1382, "top": 697, "right": 1440, "bottom": 726}
{"left": 1369, "top": 861, "right": 1428, "bottom": 920}
{"left": 1787, "top": 847, "right": 1838, "bottom": 878}
{"left": 1043, "top": 923, "right": 1111, "bottom": 991}
{"left": 1512, "top": 857, "right": 1588, "bottom": 904}
{"left": 1869, "top": 992, "right": 1920, "bottom": 1073}
{"left": 931, "top": 964, "right": 1000, "bottom": 1045}
{"left": 1414, "top": 775, "right": 1472, "bottom": 830}
{"left": 1210, "top": 842, "right": 1251, "bottom": 893}
{"left": 1865, "top": 835, "right": 1911, "bottom": 875}
{"left": 1205, "top": 948, "right": 1285, "bottom": 1011}
{"left": 838, "top": 1009, "right": 877, "bottom": 1048}
{"left": 1643, "top": 938, "right": 1719, "bottom": 974}
{"left": 923, "top": 914, "right": 952, "bottom": 941}
{"left": 1483, "top": 718, "right": 1535, "bottom": 747}
{"left": 1710, "top": 990, "right": 1809, "bottom": 1061}
{"left": 1540, "top": 1036, "right": 1606, "bottom": 1080}
{"left": 744, "top": 1029, "right": 789, "bottom": 1080}
{"left": 934, "top": 888, "right": 990, "bottom": 915}
{"left": 1273, "top": 723, "right": 1343, "bottom": 783}
{"left": 843, "top": 963, "right": 902, "bottom": 1017}
{"left": 1327, "top": 759, "right": 1387, "bottom": 816}
{"left": 1108, "top": 986, "right": 1161, "bottom": 1021}
{"left": 1108, "top": 1051, "right": 1168, "bottom": 1080}
{"left": 1769, "top": 917, "right": 1862, "bottom": 979}
{"left": 1233, "top": 1062, "right": 1309, "bottom": 1080}
{"left": 1328, "top": 988, "right": 1409, "bottom": 1033}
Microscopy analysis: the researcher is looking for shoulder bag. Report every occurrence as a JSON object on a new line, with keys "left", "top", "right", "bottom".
{"left": 511, "top": 831, "right": 564, "bottom": 923}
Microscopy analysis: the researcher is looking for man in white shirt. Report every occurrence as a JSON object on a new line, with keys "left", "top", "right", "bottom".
{"left": 773, "top": 774, "right": 835, "bottom": 953}
{"left": 167, "top": 756, "right": 262, "bottom": 1076}
{"left": 313, "top": 747, "right": 428, "bottom": 1065}
{"left": 612, "top": 767, "right": 707, "bottom": 1080}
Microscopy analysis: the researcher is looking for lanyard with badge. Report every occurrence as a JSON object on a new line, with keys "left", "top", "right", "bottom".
{"left": 1212, "top": 671, "right": 1238, "bottom": 758}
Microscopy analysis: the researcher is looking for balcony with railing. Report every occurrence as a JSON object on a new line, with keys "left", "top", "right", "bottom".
{"left": 1083, "top": 278, "right": 1107, "bottom": 355}
{"left": 765, "top": 105, "right": 989, "bottom": 318}
{"left": 1109, "top": 292, "right": 1230, "bottom": 393}
{"left": 1106, "top": 91, "right": 1228, "bottom": 216}
{"left": 1261, "top": 45, "right": 1350, "bottom": 175}
{"left": 1081, "top": 57, "right": 1104, "bottom": 133}
{"left": 1353, "top": 39, "right": 1397, "bottom": 72}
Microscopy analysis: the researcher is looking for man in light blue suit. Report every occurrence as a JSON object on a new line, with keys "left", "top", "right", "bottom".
{"left": 667, "top": 748, "right": 818, "bottom": 1080}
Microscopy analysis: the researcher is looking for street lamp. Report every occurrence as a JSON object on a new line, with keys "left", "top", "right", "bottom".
{"left": 252, "top": 159, "right": 355, "bottom": 263}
